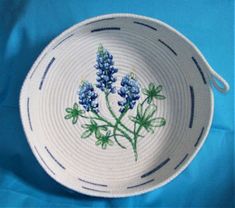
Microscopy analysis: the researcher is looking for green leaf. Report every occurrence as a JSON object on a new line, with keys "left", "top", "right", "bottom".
{"left": 95, "top": 130, "right": 101, "bottom": 138}
{"left": 81, "top": 124, "right": 89, "bottom": 128}
{"left": 64, "top": 114, "right": 72, "bottom": 119}
{"left": 78, "top": 110, "right": 85, "bottom": 115}
{"left": 99, "top": 126, "right": 108, "bottom": 131}
{"left": 151, "top": 117, "right": 166, "bottom": 127}
{"left": 95, "top": 140, "right": 102, "bottom": 146}
{"left": 155, "top": 95, "right": 166, "bottom": 100}
{"left": 143, "top": 124, "right": 155, "bottom": 133}
{"left": 65, "top": 108, "right": 73, "bottom": 113}
{"left": 147, "top": 97, "right": 152, "bottom": 104}
{"left": 148, "top": 127, "right": 155, "bottom": 133}
{"left": 148, "top": 83, "right": 155, "bottom": 90}
{"left": 129, "top": 116, "right": 137, "bottom": 122}
{"left": 81, "top": 130, "right": 92, "bottom": 138}
{"left": 72, "top": 116, "right": 78, "bottom": 124}
{"left": 155, "top": 85, "right": 163, "bottom": 93}
{"left": 137, "top": 104, "right": 143, "bottom": 117}
{"left": 142, "top": 88, "right": 148, "bottom": 95}
{"left": 145, "top": 104, "right": 157, "bottom": 119}
{"left": 106, "top": 130, "right": 111, "bottom": 136}
{"left": 102, "top": 143, "right": 107, "bottom": 149}
{"left": 108, "top": 140, "right": 114, "bottom": 146}
{"left": 73, "top": 103, "right": 79, "bottom": 110}
{"left": 91, "top": 119, "right": 97, "bottom": 125}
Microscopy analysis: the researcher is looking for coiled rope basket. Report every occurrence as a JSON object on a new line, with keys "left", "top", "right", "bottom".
{"left": 20, "top": 14, "right": 229, "bottom": 197}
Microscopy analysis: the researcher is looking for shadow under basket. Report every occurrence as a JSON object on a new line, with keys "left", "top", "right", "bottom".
{"left": 19, "top": 14, "right": 229, "bottom": 197}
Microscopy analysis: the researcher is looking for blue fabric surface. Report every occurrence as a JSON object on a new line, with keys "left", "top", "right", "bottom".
{"left": 0, "top": 0, "right": 234, "bottom": 207}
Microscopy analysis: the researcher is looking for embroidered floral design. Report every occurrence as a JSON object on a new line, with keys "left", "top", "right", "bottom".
{"left": 65, "top": 44, "right": 166, "bottom": 161}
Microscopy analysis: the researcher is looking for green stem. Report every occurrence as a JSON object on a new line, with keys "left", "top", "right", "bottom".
{"left": 105, "top": 93, "right": 118, "bottom": 119}
{"left": 109, "top": 134, "right": 125, "bottom": 137}
{"left": 91, "top": 111, "right": 113, "bottom": 126}
{"left": 141, "top": 97, "right": 148, "bottom": 106}
{"left": 91, "top": 111, "right": 133, "bottom": 145}
{"left": 80, "top": 115, "right": 97, "bottom": 120}
{"left": 135, "top": 126, "right": 143, "bottom": 139}
{"left": 131, "top": 96, "right": 154, "bottom": 160}
{"left": 113, "top": 106, "right": 130, "bottom": 149}
{"left": 105, "top": 93, "right": 135, "bottom": 135}
{"left": 133, "top": 97, "right": 148, "bottom": 135}
{"left": 132, "top": 125, "right": 143, "bottom": 161}
{"left": 134, "top": 122, "right": 137, "bottom": 134}
{"left": 133, "top": 146, "right": 138, "bottom": 161}
{"left": 113, "top": 135, "right": 127, "bottom": 149}
{"left": 98, "top": 124, "right": 109, "bottom": 128}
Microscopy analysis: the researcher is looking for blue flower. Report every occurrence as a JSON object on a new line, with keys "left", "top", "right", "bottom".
{"left": 78, "top": 81, "right": 99, "bottom": 113}
{"left": 118, "top": 73, "right": 140, "bottom": 113}
{"left": 95, "top": 44, "right": 118, "bottom": 94}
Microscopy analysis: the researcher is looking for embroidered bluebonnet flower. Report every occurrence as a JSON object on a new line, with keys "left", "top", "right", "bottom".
{"left": 78, "top": 81, "right": 99, "bottom": 113}
{"left": 118, "top": 73, "right": 140, "bottom": 113}
{"left": 95, "top": 44, "right": 118, "bottom": 94}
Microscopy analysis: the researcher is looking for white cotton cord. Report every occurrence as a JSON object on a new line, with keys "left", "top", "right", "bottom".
{"left": 19, "top": 13, "right": 229, "bottom": 198}
{"left": 208, "top": 68, "right": 230, "bottom": 93}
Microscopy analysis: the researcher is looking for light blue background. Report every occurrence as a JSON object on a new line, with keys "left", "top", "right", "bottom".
{"left": 0, "top": 0, "right": 234, "bottom": 207}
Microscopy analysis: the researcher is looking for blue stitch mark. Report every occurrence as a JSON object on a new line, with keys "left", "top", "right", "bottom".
{"left": 30, "top": 52, "right": 47, "bottom": 79}
{"left": 192, "top": 57, "right": 207, "bottom": 84}
{"left": 39, "top": 57, "right": 55, "bottom": 90}
{"left": 86, "top": 17, "right": 115, "bottom": 25}
{"left": 81, "top": 186, "right": 110, "bottom": 193}
{"left": 194, "top": 127, "right": 205, "bottom": 147}
{"left": 27, "top": 97, "right": 33, "bottom": 131}
{"left": 91, "top": 27, "right": 120, "bottom": 33}
{"left": 34, "top": 146, "right": 55, "bottom": 175}
{"left": 189, "top": 86, "right": 195, "bottom": 128}
{"left": 78, "top": 178, "right": 107, "bottom": 187}
{"left": 44, "top": 146, "right": 65, "bottom": 170}
{"left": 174, "top": 153, "right": 189, "bottom": 170}
{"left": 127, "top": 179, "right": 154, "bottom": 189}
{"left": 133, "top": 21, "right": 157, "bottom": 31}
{"left": 158, "top": 39, "right": 177, "bottom": 56}
{"left": 141, "top": 158, "right": 170, "bottom": 178}
{"left": 53, "top": 34, "right": 74, "bottom": 49}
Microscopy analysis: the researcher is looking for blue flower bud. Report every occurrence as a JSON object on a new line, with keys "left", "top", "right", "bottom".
{"left": 78, "top": 81, "right": 99, "bottom": 113}
{"left": 95, "top": 45, "right": 118, "bottom": 94}
{"left": 118, "top": 74, "right": 140, "bottom": 112}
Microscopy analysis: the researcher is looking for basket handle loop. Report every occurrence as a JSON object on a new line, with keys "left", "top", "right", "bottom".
{"left": 207, "top": 67, "right": 229, "bottom": 94}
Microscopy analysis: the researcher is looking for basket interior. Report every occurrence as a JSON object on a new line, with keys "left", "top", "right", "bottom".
{"left": 20, "top": 15, "right": 212, "bottom": 197}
